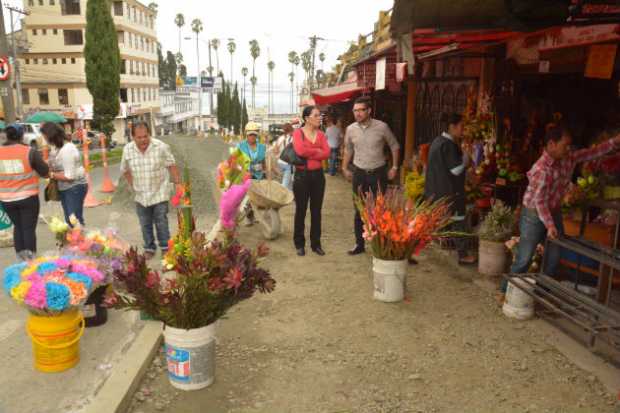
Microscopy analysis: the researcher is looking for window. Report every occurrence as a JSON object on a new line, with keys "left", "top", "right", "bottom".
{"left": 52, "top": 58, "right": 57, "bottom": 64}
{"left": 117, "top": 31, "right": 124, "bottom": 44}
{"left": 42, "top": 29, "right": 47, "bottom": 35}
{"left": 143, "top": 89, "right": 146, "bottom": 102}
{"left": 71, "top": 57, "right": 76, "bottom": 64}
{"left": 127, "top": 32, "right": 132, "bottom": 47}
{"left": 33, "top": 58, "right": 38, "bottom": 64}
{"left": 113, "top": 1, "right": 123, "bottom": 16}
{"left": 58, "top": 88, "right": 69, "bottom": 105}
{"left": 60, "top": 0, "right": 80, "bottom": 15}
{"left": 139, "top": 10, "right": 143, "bottom": 24}
{"left": 38, "top": 88, "right": 49, "bottom": 105}
{"left": 140, "top": 38, "right": 144, "bottom": 51}
{"left": 120, "top": 88, "right": 128, "bottom": 103}
{"left": 136, "top": 88, "right": 141, "bottom": 102}
{"left": 53, "top": 29, "right": 58, "bottom": 35}
{"left": 32, "top": 29, "right": 37, "bottom": 36}
{"left": 22, "top": 88, "right": 30, "bottom": 105}
{"left": 49, "top": 0, "right": 55, "bottom": 5}
{"left": 120, "top": 59, "right": 126, "bottom": 74}
{"left": 132, "top": 7, "right": 137, "bottom": 22}
{"left": 42, "top": 58, "right": 48, "bottom": 64}
{"left": 134, "top": 35, "right": 138, "bottom": 49}
{"left": 61, "top": 58, "right": 66, "bottom": 64}
{"left": 141, "top": 61, "right": 145, "bottom": 76}
{"left": 129, "top": 60, "right": 134, "bottom": 74}
{"left": 147, "top": 88, "right": 151, "bottom": 101}
{"left": 63, "top": 29, "right": 83, "bottom": 45}
{"left": 130, "top": 88, "right": 134, "bottom": 102}
{"left": 25, "top": 58, "right": 30, "bottom": 64}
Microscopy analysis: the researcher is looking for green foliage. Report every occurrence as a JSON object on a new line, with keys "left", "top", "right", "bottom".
{"left": 231, "top": 83, "right": 241, "bottom": 135}
{"left": 84, "top": 0, "right": 120, "bottom": 138}
{"left": 165, "top": 51, "right": 177, "bottom": 90}
{"left": 241, "top": 98, "right": 248, "bottom": 131}
{"left": 478, "top": 201, "right": 514, "bottom": 242}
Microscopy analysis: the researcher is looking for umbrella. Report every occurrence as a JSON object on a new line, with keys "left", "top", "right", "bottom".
{"left": 25, "top": 112, "right": 66, "bottom": 124}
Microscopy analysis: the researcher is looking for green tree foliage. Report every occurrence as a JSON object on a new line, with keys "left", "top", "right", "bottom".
{"left": 231, "top": 83, "right": 241, "bottom": 135}
{"left": 84, "top": 0, "right": 120, "bottom": 137}
{"left": 158, "top": 45, "right": 166, "bottom": 88}
{"left": 165, "top": 51, "right": 177, "bottom": 90}
{"left": 241, "top": 98, "right": 248, "bottom": 132}
{"left": 178, "top": 64, "right": 187, "bottom": 81}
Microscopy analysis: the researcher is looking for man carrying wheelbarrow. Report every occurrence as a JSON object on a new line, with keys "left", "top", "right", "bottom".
{"left": 238, "top": 122, "right": 267, "bottom": 226}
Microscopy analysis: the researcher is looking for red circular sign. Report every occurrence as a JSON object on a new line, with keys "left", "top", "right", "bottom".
{"left": 0, "top": 57, "right": 10, "bottom": 81}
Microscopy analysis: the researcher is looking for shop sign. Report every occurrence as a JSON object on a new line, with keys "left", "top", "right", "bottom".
{"left": 375, "top": 57, "right": 386, "bottom": 90}
{"left": 62, "top": 111, "right": 75, "bottom": 119}
{"left": 584, "top": 44, "right": 617, "bottom": 79}
{"left": 539, "top": 24, "right": 620, "bottom": 51}
{"left": 0, "top": 56, "right": 10, "bottom": 81}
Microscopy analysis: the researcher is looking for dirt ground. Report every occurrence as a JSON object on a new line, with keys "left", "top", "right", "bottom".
{"left": 126, "top": 137, "right": 618, "bottom": 413}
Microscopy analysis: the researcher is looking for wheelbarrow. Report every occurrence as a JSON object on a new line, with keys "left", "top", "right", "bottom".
{"left": 246, "top": 180, "right": 294, "bottom": 240}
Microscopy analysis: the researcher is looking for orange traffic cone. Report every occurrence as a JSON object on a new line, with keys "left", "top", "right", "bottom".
{"left": 42, "top": 145, "right": 49, "bottom": 162}
{"left": 99, "top": 134, "right": 116, "bottom": 193}
{"left": 82, "top": 134, "right": 102, "bottom": 208}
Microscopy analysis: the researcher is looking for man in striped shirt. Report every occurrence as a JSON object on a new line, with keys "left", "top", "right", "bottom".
{"left": 508, "top": 124, "right": 620, "bottom": 286}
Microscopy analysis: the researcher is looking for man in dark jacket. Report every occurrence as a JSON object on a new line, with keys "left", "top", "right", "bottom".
{"left": 424, "top": 113, "right": 476, "bottom": 265}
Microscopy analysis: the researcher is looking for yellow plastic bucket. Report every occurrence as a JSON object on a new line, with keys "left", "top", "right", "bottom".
{"left": 26, "top": 309, "right": 85, "bottom": 373}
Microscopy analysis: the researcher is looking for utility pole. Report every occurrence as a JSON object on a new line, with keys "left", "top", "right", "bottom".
{"left": 195, "top": 34, "right": 202, "bottom": 128}
{"left": 5, "top": 5, "right": 27, "bottom": 118}
{"left": 0, "top": 3, "right": 16, "bottom": 123}
{"left": 207, "top": 40, "right": 213, "bottom": 116}
{"left": 308, "top": 35, "right": 324, "bottom": 91}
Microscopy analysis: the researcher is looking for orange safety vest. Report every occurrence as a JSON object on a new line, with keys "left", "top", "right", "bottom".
{"left": 0, "top": 144, "right": 40, "bottom": 201}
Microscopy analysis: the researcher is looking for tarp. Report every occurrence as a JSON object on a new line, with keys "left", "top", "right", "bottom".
{"left": 311, "top": 83, "right": 364, "bottom": 106}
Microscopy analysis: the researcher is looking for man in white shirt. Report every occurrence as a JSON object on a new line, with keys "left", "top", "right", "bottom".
{"left": 120, "top": 122, "right": 181, "bottom": 260}
{"left": 325, "top": 116, "right": 342, "bottom": 176}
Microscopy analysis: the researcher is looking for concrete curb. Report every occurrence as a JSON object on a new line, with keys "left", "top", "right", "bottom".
{"left": 83, "top": 321, "right": 163, "bottom": 413}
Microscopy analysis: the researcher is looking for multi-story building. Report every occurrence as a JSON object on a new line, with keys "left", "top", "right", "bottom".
{"left": 16, "top": 0, "right": 160, "bottom": 142}
{"left": 157, "top": 86, "right": 200, "bottom": 134}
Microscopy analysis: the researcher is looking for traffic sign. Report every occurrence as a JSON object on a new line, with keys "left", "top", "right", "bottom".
{"left": 201, "top": 77, "right": 214, "bottom": 88}
{"left": 0, "top": 56, "right": 10, "bottom": 81}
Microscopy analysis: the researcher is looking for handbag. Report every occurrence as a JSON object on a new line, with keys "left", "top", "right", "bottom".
{"left": 279, "top": 130, "right": 306, "bottom": 166}
{"left": 45, "top": 179, "right": 61, "bottom": 202}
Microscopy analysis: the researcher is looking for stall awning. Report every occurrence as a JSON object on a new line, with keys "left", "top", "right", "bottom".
{"left": 311, "top": 82, "right": 364, "bottom": 106}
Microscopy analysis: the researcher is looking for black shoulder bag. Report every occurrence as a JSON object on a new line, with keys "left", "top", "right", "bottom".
{"left": 279, "top": 130, "right": 307, "bottom": 166}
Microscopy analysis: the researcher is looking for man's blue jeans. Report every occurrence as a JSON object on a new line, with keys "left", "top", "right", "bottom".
{"left": 502, "top": 208, "right": 564, "bottom": 292}
{"left": 328, "top": 147, "right": 339, "bottom": 176}
{"left": 136, "top": 201, "right": 170, "bottom": 253}
{"left": 59, "top": 183, "right": 88, "bottom": 226}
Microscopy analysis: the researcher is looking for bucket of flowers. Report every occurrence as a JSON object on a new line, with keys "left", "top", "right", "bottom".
{"left": 2, "top": 254, "right": 106, "bottom": 372}
{"left": 355, "top": 187, "right": 451, "bottom": 303}
{"left": 108, "top": 172, "right": 275, "bottom": 391}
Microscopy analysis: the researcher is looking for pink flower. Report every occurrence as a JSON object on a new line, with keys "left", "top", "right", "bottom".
{"left": 24, "top": 281, "right": 46, "bottom": 309}
{"left": 224, "top": 267, "right": 243, "bottom": 290}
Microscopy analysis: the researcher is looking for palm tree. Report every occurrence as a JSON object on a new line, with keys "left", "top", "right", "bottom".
{"left": 267, "top": 61, "right": 275, "bottom": 114}
{"left": 288, "top": 71, "right": 295, "bottom": 113}
{"left": 191, "top": 19, "right": 203, "bottom": 113}
{"left": 211, "top": 39, "right": 220, "bottom": 76}
{"left": 241, "top": 67, "right": 248, "bottom": 105}
{"left": 249, "top": 39, "right": 260, "bottom": 108}
{"left": 301, "top": 51, "right": 312, "bottom": 86}
{"left": 175, "top": 52, "right": 183, "bottom": 65}
{"left": 148, "top": 2, "right": 158, "bottom": 13}
{"left": 227, "top": 39, "right": 236, "bottom": 86}
{"left": 174, "top": 13, "right": 185, "bottom": 55}
{"left": 250, "top": 76, "right": 257, "bottom": 110}
{"left": 319, "top": 52, "right": 326, "bottom": 71}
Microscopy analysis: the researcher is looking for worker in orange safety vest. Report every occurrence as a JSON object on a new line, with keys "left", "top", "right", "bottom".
{"left": 0, "top": 124, "right": 49, "bottom": 260}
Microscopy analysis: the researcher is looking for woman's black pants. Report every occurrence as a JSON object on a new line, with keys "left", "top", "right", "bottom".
{"left": 293, "top": 169, "right": 325, "bottom": 250}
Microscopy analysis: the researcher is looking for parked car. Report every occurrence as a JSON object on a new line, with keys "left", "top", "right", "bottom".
{"left": 17, "top": 123, "right": 44, "bottom": 148}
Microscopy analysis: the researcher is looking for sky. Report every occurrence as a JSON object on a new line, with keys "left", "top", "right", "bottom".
{"left": 2, "top": 0, "right": 394, "bottom": 114}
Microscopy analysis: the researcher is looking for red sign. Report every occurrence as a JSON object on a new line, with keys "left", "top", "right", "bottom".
{"left": 0, "top": 57, "right": 10, "bottom": 81}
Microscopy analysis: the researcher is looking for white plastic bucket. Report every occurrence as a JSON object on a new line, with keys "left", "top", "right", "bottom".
{"left": 372, "top": 258, "right": 407, "bottom": 302}
{"left": 503, "top": 278, "right": 536, "bottom": 320}
{"left": 163, "top": 322, "right": 217, "bottom": 391}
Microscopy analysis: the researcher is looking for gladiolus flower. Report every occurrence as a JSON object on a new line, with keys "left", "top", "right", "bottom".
{"left": 224, "top": 267, "right": 243, "bottom": 290}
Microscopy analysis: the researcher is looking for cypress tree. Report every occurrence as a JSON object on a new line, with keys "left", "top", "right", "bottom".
{"left": 84, "top": 0, "right": 120, "bottom": 138}
{"left": 165, "top": 52, "right": 177, "bottom": 90}
{"left": 157, "top": 45, "right": 166, "bottom": 88}
{"left": 224, "top": 82, "right": 232, "bottom": 130}
{"left": 241, "top": 98, "right": 249, "bottom": 132}
{"left": 231, "top": 83, "right": 241, "bottom": 135}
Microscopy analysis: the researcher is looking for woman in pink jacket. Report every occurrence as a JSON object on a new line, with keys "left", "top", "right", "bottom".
{"left": 292, "top": 106, "right": 330, "bottom": 256}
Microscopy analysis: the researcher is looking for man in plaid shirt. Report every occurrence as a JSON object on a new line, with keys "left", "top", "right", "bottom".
{"left": 120, "top": 122, "right": 181, "bottom": 260}
{"left": 507, "top": 124, "right": 620, "bottom": 289}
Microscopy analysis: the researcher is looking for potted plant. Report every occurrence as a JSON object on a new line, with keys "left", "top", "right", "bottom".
{"left": 107, "top": 171, "right": 275, "bottom": 390}
{"left": 477, "top": 201, "right": 514, "bottom": 276}
{"left": 356, "top": 187, "right": 450, "bottom": 303}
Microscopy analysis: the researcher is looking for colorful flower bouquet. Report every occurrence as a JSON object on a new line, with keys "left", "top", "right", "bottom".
{"left": 3, "top": 255, "right": 105, "bottom": 315}
{"left": 109, "top": 231, "right": 275, "bottom": 329}
{"left": 217, "top": 148, "right": 251, "bottom": 191}
{"left": 404, "top": 171, "right": 425, "bottom": 202}
{"left": 355, "top": 187, "right": 451, "bottom": 261}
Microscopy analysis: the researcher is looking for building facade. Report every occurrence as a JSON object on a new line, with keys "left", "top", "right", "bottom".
{"left": 157, "top": 86, "right": 200, "bottom": 134}
{"left": 17, "top": 0, "right": 159, "bottom": 142}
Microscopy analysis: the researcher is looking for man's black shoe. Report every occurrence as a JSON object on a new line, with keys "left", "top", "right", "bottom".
{"left": 348, "top": 245, "right": 365, "bottom": 255}
{"left": 312, "top": 247, "right": 326, "bottom": 256}
{"left": 408, "top": 257, "right": 418, "bottom": 265}
{"left": 296, "top": 248, "right": 306, "bottom": 256}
